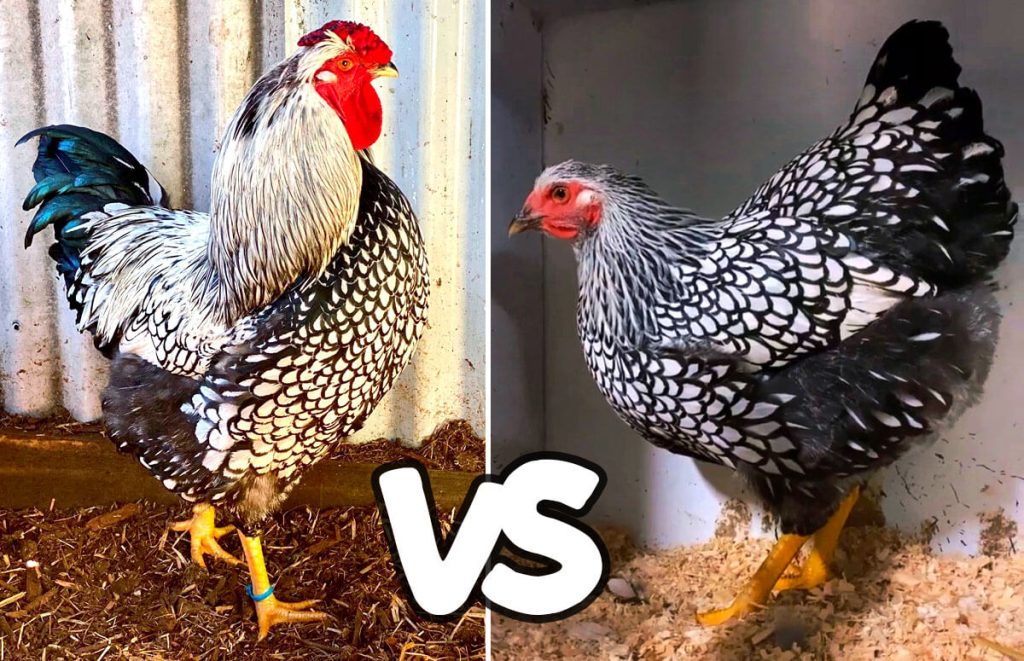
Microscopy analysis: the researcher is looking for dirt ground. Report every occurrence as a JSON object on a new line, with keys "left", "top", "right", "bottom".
{"left": 0, "top": 423, "right": 485, "bottom": 660}
{"left": 492, "top": 524, "right": 1024, "bottom": 660}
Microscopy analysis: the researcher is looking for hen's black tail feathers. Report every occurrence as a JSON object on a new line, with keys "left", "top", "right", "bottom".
{"left": 18, "top": 125, "right": 168, "bottom": 288}
{"left": 846, "top": 20, "right": 1017, "bottom": 288}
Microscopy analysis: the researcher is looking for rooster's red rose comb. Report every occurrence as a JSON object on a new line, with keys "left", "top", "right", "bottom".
{"left": 298, "top": 20, "right": 393, "bottom": 65}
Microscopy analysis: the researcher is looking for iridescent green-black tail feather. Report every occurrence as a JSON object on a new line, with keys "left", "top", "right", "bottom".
{"left": 18, "top": 124, "right": 168, "bottom": 287}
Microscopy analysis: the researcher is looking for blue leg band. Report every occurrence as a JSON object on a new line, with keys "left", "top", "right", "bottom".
{"left": 246, "top": 583, "right": 274, "bottom": 602}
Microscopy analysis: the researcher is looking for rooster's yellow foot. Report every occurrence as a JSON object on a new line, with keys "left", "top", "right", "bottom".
{"left": 169, "top": 503, "right": 242, "bottom": 568}
{"left": 252, "top": 591, "right": 329, "bottom": 641}
{"left": 239, "top": 532, "right": 329, "bottom": 641}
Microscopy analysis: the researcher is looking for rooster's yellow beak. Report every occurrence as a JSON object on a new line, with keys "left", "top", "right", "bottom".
{"left": 375, "top": 62, "right": 399, "bottom": 79}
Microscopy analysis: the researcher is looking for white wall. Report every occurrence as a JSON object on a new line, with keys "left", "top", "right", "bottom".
{"left": 534, "top": 0, "right": 1024, "bottom": 553}
{"left": 0, "top": 0, "right": 485, "bottom": 442}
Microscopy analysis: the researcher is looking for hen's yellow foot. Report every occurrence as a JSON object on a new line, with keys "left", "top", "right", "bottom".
{"left": 773, "top": 486, "right": 860, "bottom": 594}
{"left": 975, "top": 636, "right": 1024, "bottom": 661}
{"left": 169, "top": 503, "right": 242, "bottom": 568}
{"left": 773, "top": 552, "right": 830, "bottom": 592}
{"left": 239, "top": 531, "right": 329, "bottom": 641}
{"left": 696, "top": 533, "right": 808, "bottom": 626}
{"left": 696, "top": 596, "right": 766, "bottom": 626}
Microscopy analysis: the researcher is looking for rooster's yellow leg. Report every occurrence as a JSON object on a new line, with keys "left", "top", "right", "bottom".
{"left": 238, "top": 531, "right": 328, "bottom": 641}
{"left": 696, "top": 533, "right": 808, "bottom": 626}
{"left": 169, "top": 503, "right": 242, "bottom": 568}
{"left": 774, "top": 486, "right": 860, "bottom": 593}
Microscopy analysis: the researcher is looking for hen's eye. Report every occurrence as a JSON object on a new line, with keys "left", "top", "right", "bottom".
{"left": 551, "top": 185, "right": 570, "bottom": 203}
{"left": 339, "top": 58, "right": 355, "bottom": 72}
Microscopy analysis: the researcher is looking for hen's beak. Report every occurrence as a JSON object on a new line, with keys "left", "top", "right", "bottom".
{"left": 508, "top": 213, "right": 542, "bottom": 237}
{"left": 374, "top": 62, "right": 399, "bottom": 79}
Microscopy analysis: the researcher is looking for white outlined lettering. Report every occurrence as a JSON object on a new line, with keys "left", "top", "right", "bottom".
{"left": 372, "top": 452, "right": 610, "bottom": 621}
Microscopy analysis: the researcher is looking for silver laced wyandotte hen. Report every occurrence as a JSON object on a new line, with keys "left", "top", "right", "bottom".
{"left": 510, "top": 21, "right": 1016, "bottom": 623}
{"left": 19, "top": 21, "right": 428, "bottom": 639}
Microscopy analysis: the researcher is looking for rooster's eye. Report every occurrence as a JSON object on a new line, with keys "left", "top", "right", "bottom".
{"left": 551, "top": 186, "right": 570, "bottom": 203}
{"left": 339, "top": 58, "right": 355, "bottom": 72}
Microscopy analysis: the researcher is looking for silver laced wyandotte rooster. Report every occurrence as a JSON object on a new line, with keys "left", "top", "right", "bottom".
{"left": 510, "top": 21, "right": 1016, "bottom": 624}
{"left": 19, "top": 20, "right": 428, "bottom": 639}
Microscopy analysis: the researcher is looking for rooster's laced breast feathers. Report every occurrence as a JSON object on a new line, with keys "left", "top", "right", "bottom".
{"left": 102, "top": 160, "right": 428, "bottom": 520}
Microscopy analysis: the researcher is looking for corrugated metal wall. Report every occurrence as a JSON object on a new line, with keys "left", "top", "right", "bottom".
{"left": 0, "top": 0, "right": 485, "bottom": 442}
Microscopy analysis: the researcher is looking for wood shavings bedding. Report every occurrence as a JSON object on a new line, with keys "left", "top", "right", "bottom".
{"left": 492, "top": 526, "right": 1023, "bottom": 660}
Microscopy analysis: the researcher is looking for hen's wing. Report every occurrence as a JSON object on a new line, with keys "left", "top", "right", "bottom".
{"left": 652, "top": 211, "right": 934, "bottom": 369}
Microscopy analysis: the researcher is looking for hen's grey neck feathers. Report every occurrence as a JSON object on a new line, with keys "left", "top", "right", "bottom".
{"left": 566, "top": 164, "right": 719, "bottom": 344}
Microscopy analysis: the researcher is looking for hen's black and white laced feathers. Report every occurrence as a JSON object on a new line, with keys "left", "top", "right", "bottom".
{"left": 551, "top": 21, "right": 1016, "bottom": 533}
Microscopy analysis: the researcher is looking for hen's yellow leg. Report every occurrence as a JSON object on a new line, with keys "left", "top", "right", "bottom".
{"left": 696, "top": 533, "right": 808, "bottom": 626}
{"left": 975, "top": 636, "right": 1024, "bottom": 660}
{"left": 774, "top": 486, "right": 860, "bottom": 593}
{"left": 238, "top": 532, "right": 328, "bottom": 641}
{"left": 169, "top": 503, "right": 242, "bottom": 568}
